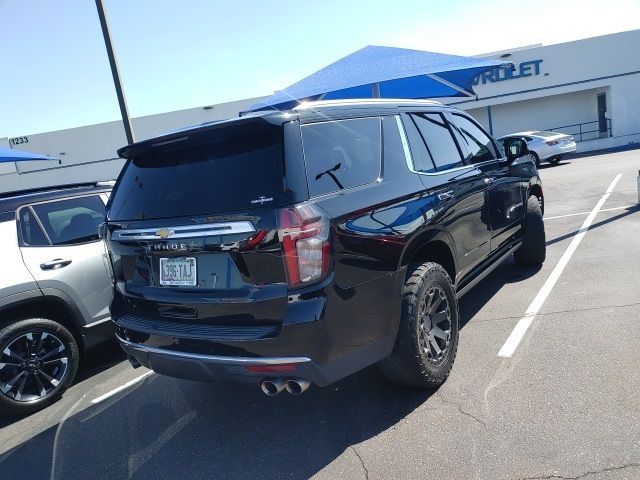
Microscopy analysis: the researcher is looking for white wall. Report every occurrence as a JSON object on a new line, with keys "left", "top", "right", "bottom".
{"left": 610, "top": 74, "right": 640, "bottom": 138}
{"left": 466, "top": 87, "right": 607, "bottom": 139}
{"left": 131, "top": 96, "right": 260, "bottom": 140}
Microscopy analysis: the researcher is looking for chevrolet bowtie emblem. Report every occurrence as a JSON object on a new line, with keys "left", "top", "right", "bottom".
{"left": 155, "top": 228, "right": 175, "bottom": 239}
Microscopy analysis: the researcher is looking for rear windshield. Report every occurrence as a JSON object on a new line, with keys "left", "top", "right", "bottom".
{"left": 108, "top": 124, "right": 280, "bottom": 221}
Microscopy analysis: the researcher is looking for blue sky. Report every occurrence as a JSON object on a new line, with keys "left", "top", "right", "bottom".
{"left": 1, "top": 0, "right": 639, "bottom": 137}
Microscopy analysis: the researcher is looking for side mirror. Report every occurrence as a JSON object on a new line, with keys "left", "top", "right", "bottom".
{"left": 504, "top": 138, "right": 529, "bottom": 162}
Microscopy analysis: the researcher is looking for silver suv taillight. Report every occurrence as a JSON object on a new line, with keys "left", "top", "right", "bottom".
{"left": 277, "top": 203, "right": 331, "bottom": 287}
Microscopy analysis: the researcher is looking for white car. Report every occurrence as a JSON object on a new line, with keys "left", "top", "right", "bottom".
{"left": 498, "top": 131, "right": 576, "bottom": 167}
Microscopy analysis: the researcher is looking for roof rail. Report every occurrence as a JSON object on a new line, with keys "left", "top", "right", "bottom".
{"left": 293, "top": 98, "right": 444, "bottom": 110}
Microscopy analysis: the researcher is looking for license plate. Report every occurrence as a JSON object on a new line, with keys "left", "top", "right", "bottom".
{"left": 159, "top": 257, "right": 197, "bottom": 286}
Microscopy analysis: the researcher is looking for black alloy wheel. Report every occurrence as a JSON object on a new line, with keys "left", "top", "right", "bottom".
{"left": 418, "top": 285, "right": 452, "bottom": 365}
{"left": 380, "top": 262, "right": 459, "bottom": 388}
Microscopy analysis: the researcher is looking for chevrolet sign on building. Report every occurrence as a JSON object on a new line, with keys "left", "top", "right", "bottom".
{"left": 473, "top": 60, "right": 544, "bottom": 85}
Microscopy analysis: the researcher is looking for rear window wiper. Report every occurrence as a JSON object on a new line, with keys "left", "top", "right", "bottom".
{"left": 315, "top": 163, "right": 344, "bottom": 190}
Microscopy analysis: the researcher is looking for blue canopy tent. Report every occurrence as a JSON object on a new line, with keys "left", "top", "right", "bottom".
{"left": 0, "top": 147, "right": 58, "bottom": 163}
{"left": 246, "top": 45, "right": 512, "bottom": 112}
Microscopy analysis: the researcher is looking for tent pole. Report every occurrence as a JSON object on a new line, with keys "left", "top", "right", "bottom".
{"left": 95, "top": 0, "right": 135, "bottom": 145}
{"left": 371, "top": 83, "right": 381, "bottom": 98}
{"left": 426, "top": 73, "right": 475, "bottom": 98}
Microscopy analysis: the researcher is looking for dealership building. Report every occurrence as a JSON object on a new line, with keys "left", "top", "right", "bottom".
{"left": 1, "top": 29, "right": 639, "bottom": 193}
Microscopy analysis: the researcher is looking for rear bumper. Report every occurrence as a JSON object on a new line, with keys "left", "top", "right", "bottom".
{"left": 117, "top": 331, "right": 395, "bottom": 387}
{"left": 113, "top": 269, "right": 405, "bottom": 387}
{"left": 117, "top": 334, "right": 323, "bottom": 384}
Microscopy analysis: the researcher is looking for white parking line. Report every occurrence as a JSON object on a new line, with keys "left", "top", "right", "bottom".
{"left": 498, "top": 174, "right": 622, "bottom": 358}
{"left": 90, "top": 370, "right": 154, "bottom": 404}
{"left": 545, "top": 204, "right": 636, "bottom": 220}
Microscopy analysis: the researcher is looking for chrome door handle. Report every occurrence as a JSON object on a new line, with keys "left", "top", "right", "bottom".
{"left": 484, "top": 177, "right": 496, "bottom": 185}
{"left": 437, "top": 190, "right": 455, "bottom": 201}
{"left": 40, "top": 258, "right": 72, "bottom": 270}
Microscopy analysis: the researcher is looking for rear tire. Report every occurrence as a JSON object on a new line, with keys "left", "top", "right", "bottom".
{"left": 549, "top": 156, "right": 561, "bottom": 165}
{"left": 515, "top": 196, "right": 546, "bottom": 267}
{"left": 0, "top": 318, "right": 79, "bottom": 416}
{"left": 380, "top": 262, "right": 459, "bottom": 388}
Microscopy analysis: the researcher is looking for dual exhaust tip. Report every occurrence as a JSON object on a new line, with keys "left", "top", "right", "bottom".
{"left": 260, "top": 378, "right": 310, "bottom": 396}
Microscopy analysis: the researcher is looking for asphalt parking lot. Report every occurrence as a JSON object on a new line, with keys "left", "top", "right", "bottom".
{"left": 1, "top": 148, "right": 639, "bottom": 480}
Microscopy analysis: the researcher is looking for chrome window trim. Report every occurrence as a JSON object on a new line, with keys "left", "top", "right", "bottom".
{"left": 110, "top": 221, "right": 256, "bottom": 241}
{"left": 395, "top": 114, "right": 499, "bottom": 176}
{"left": 394, "top": 115, "right": 415, "bottom": 174}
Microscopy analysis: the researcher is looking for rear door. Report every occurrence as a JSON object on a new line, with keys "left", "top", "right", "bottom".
{"left": 447, "top": 113, "right": 524, "bottom": 254}
{"left": 105, "top": 120, "right": 293, "bottom": 332}
{"left": 403, "top": 111, "right": 491, "bottom": 280}
{"left": 18, "top": 195, "right": 113, "bottom": 325}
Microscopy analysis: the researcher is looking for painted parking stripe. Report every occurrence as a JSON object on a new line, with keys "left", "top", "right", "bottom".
{"left": 545, "top": 204, "right": 636, "bottom": 220}
{"left": 498, "top": 174, "right": 622, "bottom": 358}
{"left": 90, "top": 370, "right": 154, "bottom": 404}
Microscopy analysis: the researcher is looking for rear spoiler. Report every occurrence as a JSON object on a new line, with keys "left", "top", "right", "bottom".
{"left": 117, "top": 113, "right": 293, "bottom": 160}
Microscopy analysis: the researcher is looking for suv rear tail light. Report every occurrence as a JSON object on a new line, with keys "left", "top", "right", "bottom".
{"left": 277, "top": 203, "right": 331, "bottom": 287}
{"left": 546, "top": 140, "right": 559, "bottom": 146}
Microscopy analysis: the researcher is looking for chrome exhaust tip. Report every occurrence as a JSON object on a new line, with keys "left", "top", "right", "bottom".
{"left": 284, "top": 378, "right": 311, "bottom": 395}
{"left": 260, "top": 378, "right": 285, "bottom": 396}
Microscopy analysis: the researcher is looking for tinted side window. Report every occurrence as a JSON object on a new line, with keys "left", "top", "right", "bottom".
{"left": 20, "top": 208, "right": 49, "bottom": 246}
{"left": 302, "top": 118, "right": 381, "bottom": 197}
{"left": 450, "top": 114, "right": 497, "bottom": 163}
{"left": 400, "top": 115, "right": 436, "bottom": 173}
{"left": 410, "top": 113, "right": 464, "bottom": 171}
{"left": 32, "top": 196, "right": 105, "bottom": 245}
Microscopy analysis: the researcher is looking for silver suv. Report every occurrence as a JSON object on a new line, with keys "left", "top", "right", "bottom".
{"left": 0, "top": 182, "right": 115, "bottom": 416}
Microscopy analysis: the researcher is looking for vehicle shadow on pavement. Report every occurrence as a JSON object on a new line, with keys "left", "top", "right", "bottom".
{"left": 545, "top": 206, "right": 639, "bottom": 247}
{"left": 0, "top": 367, "right": 432, "bottom": 479}
{"left": 458, "top": 256, "right": 541, "bottom": 328}
{"left": 537, "top": 161, "right": 571, "bottom": 170}
{"left": 75, "top": 339, "right": 127, "bottom": 384}
{"left": 0, "top": 339, "right": 127, "bottom": 430}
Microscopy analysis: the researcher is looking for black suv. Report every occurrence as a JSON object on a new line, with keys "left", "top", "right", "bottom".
{"left": 104, "top": 100, "right": 545, "bottom": 396}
